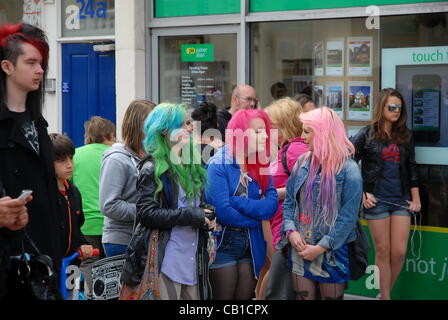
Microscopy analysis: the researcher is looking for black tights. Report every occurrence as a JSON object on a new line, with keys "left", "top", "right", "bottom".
{"left": 210, "top": 263, "right": 257, "bottom": 300}
{"left": 292, "top": 274, "right": 345, "bottom": 300}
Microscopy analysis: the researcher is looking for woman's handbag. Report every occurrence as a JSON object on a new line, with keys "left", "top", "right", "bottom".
{"left": 119, "top": 229, "right": 161, "bottom": 300}
{"left": 207, "top": 231, "right": 217, "bottom": 266}
{"left": 7, "top": 231, "right": 61, "bottom": 300}
{"left": 348, "top": 220, "right": 370, "bottom": 281}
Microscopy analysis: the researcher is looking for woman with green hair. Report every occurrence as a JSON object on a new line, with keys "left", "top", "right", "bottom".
{"left": 120, "top": 103, "right": 216, "bottom": 300}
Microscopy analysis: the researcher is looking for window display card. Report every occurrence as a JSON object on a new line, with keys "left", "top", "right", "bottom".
{"left": 325, "top": 82, "right": 344, "bottom": 119}
{"left": 313, "top": 84, "right": 324, "bottom": 107}
{"left": 347, "top": 81, "right": 373, "bottom": 121}
{"left": 325, "top": 39, "right": 344, "bottom": 76}
{"left": 348, "top": 37, "right": 373, "bottom": 76}
{"left": 313, "top": 41, "right": 324, "bottom": 76}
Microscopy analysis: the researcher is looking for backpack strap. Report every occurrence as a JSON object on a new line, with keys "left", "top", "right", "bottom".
{"left": 281, "top": 142, "right": 292, "bottom": 176}
{"left": 282, "top": 140, "right": 303, "bottom": 176}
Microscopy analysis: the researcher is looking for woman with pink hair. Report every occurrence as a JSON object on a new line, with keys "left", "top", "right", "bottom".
{"left": 279, "top": 107, "right": 362, "bottom": 300}
{"left": 205, "top": 109, "right": 278, "bottom": 300}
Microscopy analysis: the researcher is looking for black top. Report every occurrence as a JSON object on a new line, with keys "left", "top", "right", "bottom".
{"left": 217, "top": 106, "right": 232, "bottom": 142}
{"left": 0, "top": 103, "right": 63, "bottom": 270}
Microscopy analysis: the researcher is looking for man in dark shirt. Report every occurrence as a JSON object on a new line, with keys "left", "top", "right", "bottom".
{"left": 0, "top": 23, "right": 62, "bottom": 299}
{"left": 217, "top": 84, "right": 258, "bottom": 142}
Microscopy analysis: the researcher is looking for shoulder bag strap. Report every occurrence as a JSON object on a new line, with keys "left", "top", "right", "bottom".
{"left": 281, "top": 142, "right": 292, "bottom": 176}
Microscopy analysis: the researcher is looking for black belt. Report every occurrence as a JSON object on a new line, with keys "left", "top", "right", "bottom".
{"left": 226, "top": 226, "right": 247, "bottom": 232}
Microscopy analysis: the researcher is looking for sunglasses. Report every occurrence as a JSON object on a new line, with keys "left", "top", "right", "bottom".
{"left": 387, "top": 104, "right": 402, "bottom": 112}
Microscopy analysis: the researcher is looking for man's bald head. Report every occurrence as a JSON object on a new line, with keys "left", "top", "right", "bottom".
{"left": 230, "top": 84, "right": 257, "bottom": 114}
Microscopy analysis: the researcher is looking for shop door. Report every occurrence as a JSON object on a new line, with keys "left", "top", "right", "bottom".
{"left": 62, "top": 43, "right": 116, "bottom": 147}
{"left": 151, "top": 26, "right": 240, "bottom": 109}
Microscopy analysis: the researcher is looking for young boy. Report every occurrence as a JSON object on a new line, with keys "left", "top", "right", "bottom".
{"left": 50, "top": 133, "right": 93, "bottom": 259}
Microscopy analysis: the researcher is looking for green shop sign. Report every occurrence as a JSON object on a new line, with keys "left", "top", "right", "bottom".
{"left": 346, "top": 222, "right": 448, "bottom": 299}
{"left": 250, "top": 0, "right": 447, "bottom": 12}
{"left": 155, "top": 0, "right": 239, "bottom": 18}
{"left": 181, "top": 44, "right": 214, "bottom": 62}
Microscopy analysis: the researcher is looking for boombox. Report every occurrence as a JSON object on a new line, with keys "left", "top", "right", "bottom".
{"left": 91, "top": 254, "right": 125, "bottom": 300}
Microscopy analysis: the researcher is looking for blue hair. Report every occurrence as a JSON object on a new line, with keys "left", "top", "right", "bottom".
{"left": 142, "top": 103, "right": 206, "bottom": 202}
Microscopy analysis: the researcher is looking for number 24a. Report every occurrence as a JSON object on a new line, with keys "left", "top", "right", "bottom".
{"left": 76, "top": 0, "right": 107, "bottom": 19}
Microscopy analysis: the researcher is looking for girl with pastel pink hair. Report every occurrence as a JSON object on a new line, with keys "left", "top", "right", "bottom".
{"left": 279, "top": 107, "right": 362, "bottom": 300}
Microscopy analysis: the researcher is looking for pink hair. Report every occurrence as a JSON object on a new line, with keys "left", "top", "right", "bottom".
{"left": 226, "top": 109, "right": 272, "bottom": 194}
{"left": 299, "top": 107, "right": 355, "bottom": 229}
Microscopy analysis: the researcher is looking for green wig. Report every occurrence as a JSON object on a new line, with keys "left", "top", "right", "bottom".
{"left": 143, "top": 103, "right": 206, "bottom": 203}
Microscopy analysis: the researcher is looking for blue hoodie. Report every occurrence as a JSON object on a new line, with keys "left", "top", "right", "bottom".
{"left": 205, "top": 145, "right": 278, "bottom": 278}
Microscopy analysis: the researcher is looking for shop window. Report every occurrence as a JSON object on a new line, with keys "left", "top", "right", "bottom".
{"left": 0, "top": 0, "right": 41, "bottom": 27}
{"left": 382, "top": 13, "right": 448, "bottom": 228}
{"left": 251, "top": 18, "right": 379, "bottom": 129}
{"left": 158, "top": 34, "right": 237, "bottom": 109}
{"left": 251, "top": 14, "right": 448, "bottom": 228}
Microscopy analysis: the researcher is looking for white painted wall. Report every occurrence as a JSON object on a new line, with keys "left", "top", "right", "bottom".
{"left": 115, "top": 0, "right": 147, "bottom": 141}
{"left": 39, "top": 0, "right": 147, "bottom": 140}
{"left": 41, "top": 0, "right": 60, "bottom": 134}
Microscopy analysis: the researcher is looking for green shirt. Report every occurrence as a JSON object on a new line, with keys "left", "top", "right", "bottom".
{"left": 73, "top": 143, "right": 111, "bottom": 236}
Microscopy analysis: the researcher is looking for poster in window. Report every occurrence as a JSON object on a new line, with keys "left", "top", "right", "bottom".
{"left": 348, "top": 37, "right": 373, "bottom": 76}
{"left": 325, "top": 82, "right": 344, "bottom": 119}
{"left": 325, "top": 39, "right": 344, "bottom": 76}
{"left": 313, "top": 84, "right": 324, "bottom": 107}
{"left": 347, "top": 81, "right": 373, "bottom": 121}
{"left": 313, "top": 41, "right": 324, "bottom": 76}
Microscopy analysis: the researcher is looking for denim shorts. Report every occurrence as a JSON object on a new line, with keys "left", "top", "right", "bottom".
{"left": 363, "top": 202, "right": 410, "bottom": 220}
{"left": 209, "top": 229, "right": 252, "bottom": 269}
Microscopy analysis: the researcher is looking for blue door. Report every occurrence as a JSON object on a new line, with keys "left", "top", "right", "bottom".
{"left": 62, "top": 43, "right": 116, "bottom": 147}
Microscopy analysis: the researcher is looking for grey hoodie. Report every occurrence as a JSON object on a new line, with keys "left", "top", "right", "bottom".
{"left": 99, "top": 143, "right": 140, "bottom": 246}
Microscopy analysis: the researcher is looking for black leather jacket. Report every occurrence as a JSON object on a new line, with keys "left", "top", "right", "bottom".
{"left": 352, "top": 125, "right": 419, "bottom": 195}
{"left": 120, "top": 155, "right": 212, "bottom": 300}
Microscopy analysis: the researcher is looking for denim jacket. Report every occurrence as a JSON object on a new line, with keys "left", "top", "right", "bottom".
{"left": 280, "top": 153, "right": 362, "bottom": 255}
{"left": 205, "top": 145, "right": 278, "bottom": 278}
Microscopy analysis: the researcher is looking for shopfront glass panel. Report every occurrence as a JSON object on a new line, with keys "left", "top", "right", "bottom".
{"left": 0, "top": 0, "right": 41, "bottom": 27}
{"left": 61, "top": 0, "right": 115, "bottom": 37}
{"left": 158, "top": 34, "right": 237, "bottom": 109}
{"left": 0, "top": 0, "right": 23, "bottom": 25}
{"left": 251, "top": 18, "right": 380, "bottom": 127}
{"left": 252, "top": 14, "right": 448, "bottom": 228}
{"left": 382, "top": 13, "right": 448, "bottom": 228}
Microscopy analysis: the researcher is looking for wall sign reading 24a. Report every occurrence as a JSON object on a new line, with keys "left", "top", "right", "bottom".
{"left": 65, "top": 0, "right": 108, "bottom": 30}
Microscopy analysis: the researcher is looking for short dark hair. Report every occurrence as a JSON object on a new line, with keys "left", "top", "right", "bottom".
{"left": 191, "top": 102, "right": 218, "bottom": 136}
{"left": 49, "top": 133, "right": 75, "bottom": 161}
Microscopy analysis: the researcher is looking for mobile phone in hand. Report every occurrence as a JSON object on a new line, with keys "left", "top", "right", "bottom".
{"left": 17, "top": 189, "right": 33, "bottom": 200}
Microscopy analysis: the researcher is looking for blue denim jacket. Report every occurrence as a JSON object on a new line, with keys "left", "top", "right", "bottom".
{"left": 280, "top": 154, "right": 362, "bottom": 253}
{"left": 205, "top": 145, "right": 278, "bottom": 278}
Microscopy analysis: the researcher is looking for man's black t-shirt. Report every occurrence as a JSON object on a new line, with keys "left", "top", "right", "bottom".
{"left": 6, "top": 109, "right": 40, "bottom": 154}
